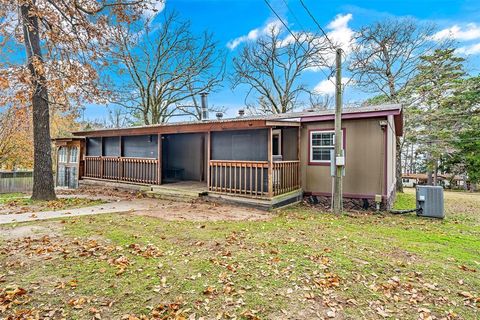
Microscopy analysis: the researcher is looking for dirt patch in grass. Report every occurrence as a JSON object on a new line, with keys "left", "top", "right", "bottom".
{"left": 132, "top": 199, "right": 273, "bottom": 221}
{"left": 57, "top": 184, "right": 145, "bottom": 200}
{"left": 0, "top": 223, "right": 61, "bottom": 240}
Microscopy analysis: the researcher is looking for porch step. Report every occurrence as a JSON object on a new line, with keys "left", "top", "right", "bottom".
{"left": 147, "top": 185, "right": 206, "bottom": 203}
{"left": 206, "top": 189, "right": 303, "bottom": 210}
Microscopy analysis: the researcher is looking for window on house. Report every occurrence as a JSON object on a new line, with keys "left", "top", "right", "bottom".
{"left": 58, "top": 147, "right": 67, "bottom": 163}
{"left": 310, "top": 130, "right": 335, "bottom": 163}
{"left": 70, "top": 147, "right": 78, "bottom": 163}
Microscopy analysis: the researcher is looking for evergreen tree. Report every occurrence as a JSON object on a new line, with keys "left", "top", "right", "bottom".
{"left": 411, "top": 48, "right": 466, "bottom": 184}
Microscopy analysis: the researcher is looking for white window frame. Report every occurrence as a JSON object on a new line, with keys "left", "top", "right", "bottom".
{"left": 58, "top": 147, "right": 68, "bottom": 163}
{"left": 69, "top": 147, "right": 78, "bottom": 163}
{"left": 272, "top": 129, "right": 282, "bottom": 156}
{"left": 309, "top": 130, "right": 336, "bottom": 163}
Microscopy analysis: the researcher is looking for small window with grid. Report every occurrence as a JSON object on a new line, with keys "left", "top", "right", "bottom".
{"left": 69, "top": 147, "right": 78, "bottom": 163}
{"left": 310, "top": 131, "right": 335, "bottom": 163}
{"left": 58, "top": 147, "right": 68, "bottom": 163}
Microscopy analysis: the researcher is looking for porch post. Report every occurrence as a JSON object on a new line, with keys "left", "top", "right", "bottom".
{"left": 157, "top": 134, "right": 162, "bottom": 185}
{"left": 297, "top": 126, "right": 301, "bottom": 188}
{"left": 207, "top": 131, "right": 211, "bottom": 191}
{"left": 268, "top": 127, "right": 273, "bottom": 197}
{"left": 100, "top": 137, "right": 104, "bottom": 179}
{"left": 118, "top": 136, "right": 123, "bottom": 181}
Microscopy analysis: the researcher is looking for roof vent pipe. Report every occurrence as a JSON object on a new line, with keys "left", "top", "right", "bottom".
{"left": 238, "top": 109, "right": 245, "bottom": 117}
{"left": 200, "top": 92, "right": 208, "bottom": 120}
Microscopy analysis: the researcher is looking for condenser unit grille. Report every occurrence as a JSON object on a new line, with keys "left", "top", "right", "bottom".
{"left": 416, "top": 186, "right": 444, "bottom": 219}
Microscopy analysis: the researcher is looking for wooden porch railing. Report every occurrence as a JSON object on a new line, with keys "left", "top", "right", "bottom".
{"left": 209, "top": 160, "right": 269, "bottom": 196}
{"left": 272, "top": 160, "right": 300, "bottom": 196}
{"left": 208, "top": 160, "right": 300, "bottom": 197}
{"left": 84, "top": 156, "right": 158, "bottom": 185}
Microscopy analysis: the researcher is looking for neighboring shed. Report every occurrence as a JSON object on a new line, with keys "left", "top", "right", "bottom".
{"left": 52, "top": 137, "right": 85, "bottom": 189}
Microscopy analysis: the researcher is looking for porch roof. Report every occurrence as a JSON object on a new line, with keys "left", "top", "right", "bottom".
{"left": 72, "top": 103, "right": 402, "bottom": 138}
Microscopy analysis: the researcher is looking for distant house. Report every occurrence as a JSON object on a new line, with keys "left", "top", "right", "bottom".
{"left": 402, "top": 173, "right": 467, "bottom": 189}
{"left": 54, "top": 104, "right": 402, "bottom": 210}
{"left": 402, "top": 173, "right": 430, "bottom": 187}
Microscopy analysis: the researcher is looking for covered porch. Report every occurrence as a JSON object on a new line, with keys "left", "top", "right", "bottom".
{"left": 75, "top": 118, "right": 301, "bottom": 203}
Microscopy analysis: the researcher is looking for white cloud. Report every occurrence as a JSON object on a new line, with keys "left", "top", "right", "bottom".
{"left": 143, "top": 0, "right": 166, "bottom": 20}
{"left": 280, "top": 14, "right": 353, "bottom": 53}
{"left": 313, "top": 77, "right": 350, "bottom": 95}
{"left": 326, "top": 14, "right": 354, "bottom": 53}
{"left": 432, "top": 23, "right": 480, "bottom": 41}
{"left": 304, "top": 13, "right": 354, "bottom": 72}
{"left": 227, "top": 19, "right": 283, "bottom": 50}
{"left": 457, "top": 42, "right": 480, "bottom": 55}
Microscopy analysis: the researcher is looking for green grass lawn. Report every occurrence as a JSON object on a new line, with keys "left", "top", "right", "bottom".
{"left": 0, "top": 192, "right": 25, "bottom": 204}
{"left": 392, "top": 189, "right": 416, "bottom": 210}
{"left": 0, "top": 189, "right": 479, "bottom": 319}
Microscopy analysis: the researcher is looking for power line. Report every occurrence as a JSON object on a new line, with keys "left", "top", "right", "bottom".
{"left": 281, "top": 0, "right": 307, "bottom": 31}
{"left": 280, "top": 0, "right": 336, "bottom": 81}
{"left": 263, "top": 0, "right": 336, "bottom": 86}
{"left": 299, "top": 0, "right": 335, "bottom": 50}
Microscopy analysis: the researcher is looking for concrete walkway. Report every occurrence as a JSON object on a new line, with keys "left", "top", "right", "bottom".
{"left": 0, "top": 198, "right": 159, "bottom": 225}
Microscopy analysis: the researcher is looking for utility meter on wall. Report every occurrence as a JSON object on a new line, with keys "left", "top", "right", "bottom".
{"left": 335, "top": 156, "right": 345, "bottom": 166}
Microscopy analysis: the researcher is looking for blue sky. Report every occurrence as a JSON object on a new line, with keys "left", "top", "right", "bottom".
{"left": 81, "top": 0, "right": 480, "bottom": 121}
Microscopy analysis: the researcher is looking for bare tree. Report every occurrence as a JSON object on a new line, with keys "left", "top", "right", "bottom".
{"left": 309, "top": 94, "right": 334, "bottom": 110}
{"left": 349, "top": 18, "right": 438, "bottom": 192}
{"left": 231, "top": 27, "right": 331, "bottom": 114}
{"left": 107, "top": 106, "right": 132, "bottom": 128}
{"left": 110, "top": 11, "right": 226, "bottom": 124}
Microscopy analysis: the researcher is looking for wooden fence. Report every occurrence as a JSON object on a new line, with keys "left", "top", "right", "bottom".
{"left": 84, "top": 156, "right": 159, "bottom": 185}
{"left": 272, "top": 161, "right": 300, "bottom": 196}
{"left": 208, "top": 160, "right": 269, "bottom": 196}
{"left": 208, "top": 160, "right": 300, "bottom": 197}
{"left": 0, "top": 171, "right": 33, "bottom": 194}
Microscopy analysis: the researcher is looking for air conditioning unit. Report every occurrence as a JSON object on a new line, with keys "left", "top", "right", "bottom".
{"left": 416, "top": 186, "right": 444, "bottom": 219}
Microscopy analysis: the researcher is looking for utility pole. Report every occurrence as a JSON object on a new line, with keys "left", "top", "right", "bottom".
{"left": 333, "top": 48, "right": 344, "bottom": 214}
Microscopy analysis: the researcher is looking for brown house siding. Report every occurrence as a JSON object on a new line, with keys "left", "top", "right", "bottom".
{"left": 300, "top": 117, "right": 388, "bottom": 201}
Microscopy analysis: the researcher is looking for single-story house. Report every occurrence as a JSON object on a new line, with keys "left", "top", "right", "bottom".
{"left": 54, "top": 103, "right": 402, "bottom": 210}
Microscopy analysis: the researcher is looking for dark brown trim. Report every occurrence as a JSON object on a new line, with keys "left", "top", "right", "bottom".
{"left": 157, "top": 134, "right": 162, "bottom": 184}
{"left": 206, "top": 131, "right": 211, "bottom": 189}
{"left": 265, "top": 121, "right": 300, "bottom": 127}
{"left": 307, "top": 128, "right": 346, "bottom": 166}
{"left": 74, "top": 120, "right": 271, "bottom": 138}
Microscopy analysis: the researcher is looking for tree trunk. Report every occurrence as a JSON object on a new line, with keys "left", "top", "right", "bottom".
{"left": 410, "top": 144, "right": 414, "bottom": 173}
{"left": 20, "top": 2, "right": 56, "bottom": 200}
{"left": 433, "top": 161, "right": 438, "bottom": 186}
{"left": 427, "top": 169, "right": 433, "bottom": 185}
{"left": 395, "top": 137, "right": 404, "bottom": 193}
